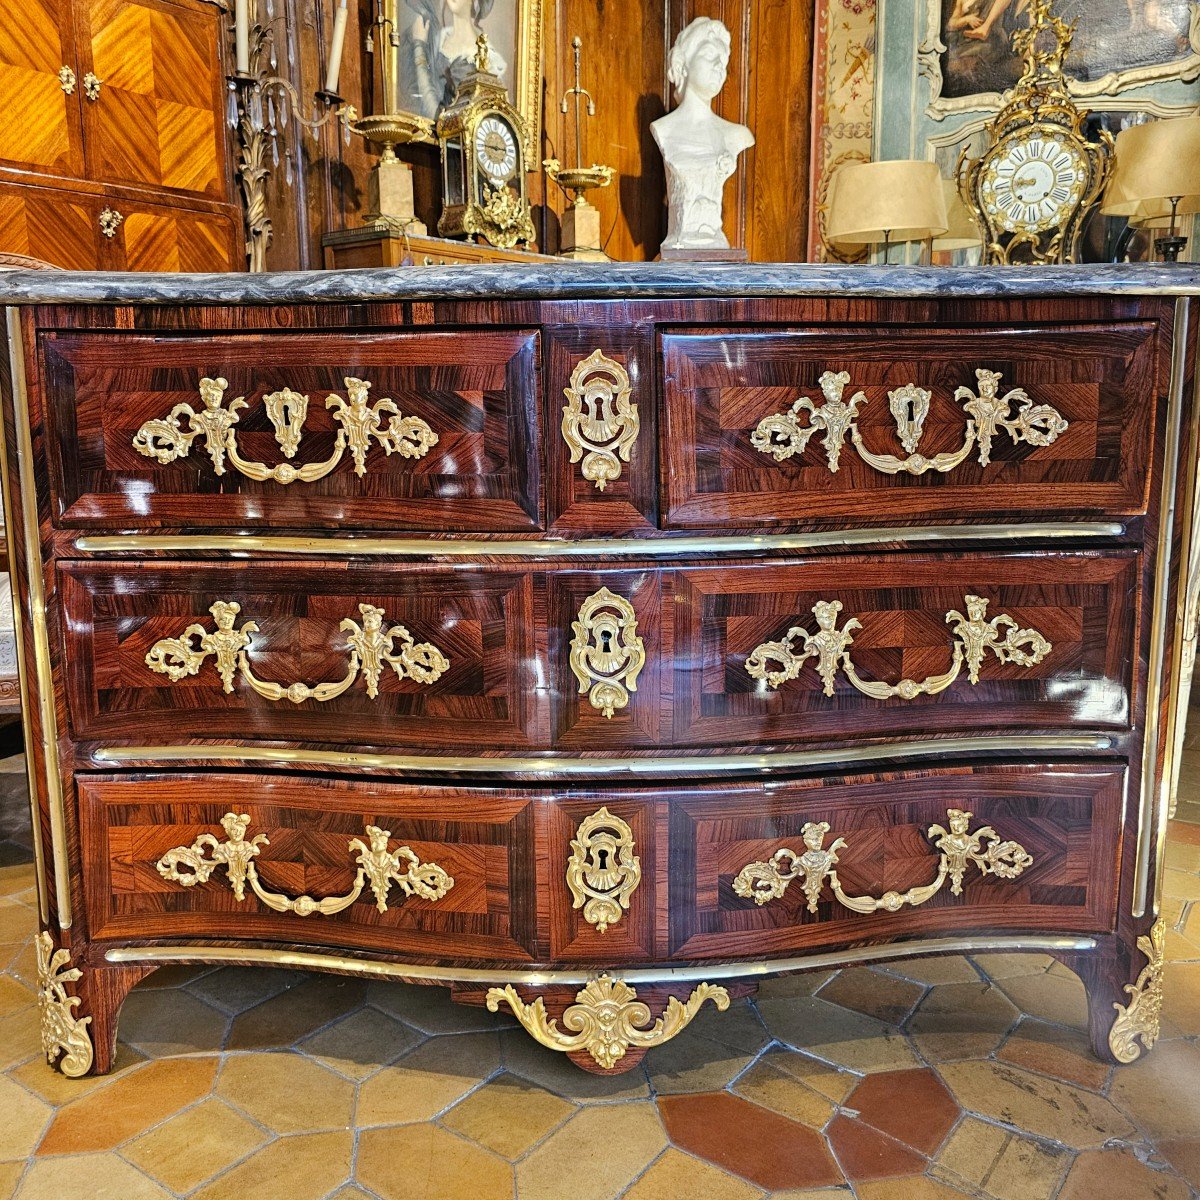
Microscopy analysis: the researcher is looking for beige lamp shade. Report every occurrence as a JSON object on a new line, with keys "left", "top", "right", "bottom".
{"left": 933, "top": 178, "right": 983, "bottom": 251}
{"left": 1101, "top": 116, "right": 1200, "bottom": 217}
{"left": 826, "top": 160, "right": 949, "bottom": 244}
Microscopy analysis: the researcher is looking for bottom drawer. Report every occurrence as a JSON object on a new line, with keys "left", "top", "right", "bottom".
{"left": 78, "top": 774, "right": 540, "bottom": 962}
{"left": 79, "top": 761, "right": 1125, "bottom": 969}
{"left": 668, "top": 762, "right": 1125, "bottom": 960}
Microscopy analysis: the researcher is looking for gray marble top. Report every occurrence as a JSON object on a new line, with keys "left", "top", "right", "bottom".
{"left": 0, "top": 262, "right": 1198, "bottom": 306}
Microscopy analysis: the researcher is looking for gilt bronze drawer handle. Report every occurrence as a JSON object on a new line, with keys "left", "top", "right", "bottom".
{"left": 569, "top": 587, "right": 646, "bottom": 718}
{"left": 144, "top": 600, "right": 449, "bottom": 703}
{"left": 733, "top": 808, "right": 1033, "bottom": 915}
{"left": 746, "top": 593, "right": 1050, "bottom": 700}
{"left": 751, "top": 368, "right": 1067, "bottom": 476}
{"left": 156, "top": 812, "right": 454, "bottom": 916}
{"left": 486, "top": 974, "right": 730, "bottom": 1069}
{"left": 132, "top": 375, "right": 437, "bottom": 484}
{"left": 566, "top": 807, "right": 641, "bottom": 933}
{"left": 561, "top": 350, "right": 639, "bottom": 491}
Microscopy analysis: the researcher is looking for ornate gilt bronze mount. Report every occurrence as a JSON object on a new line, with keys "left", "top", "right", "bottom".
{"left": 565, "top": 807, "right": 641, "bottom": 932}
{"left": 733, "top": 809, "right": 1033, "bottom": 915}
{"left": 486, "top": 975, "right": 730, "bottom": 1069}
{"left": 746, "top": 593, "right": 1050, "bottom": 701}
{"left": 144, "top": 600, "right": 449, "bottom": 704}
{"left": 569, "top": 588, "right": 646, "bottom": 718}
{"left": 36, "top": 932, "right": 94, "bottom": 1078}
{"left": 1109, "top": 918, "right": 1166, "bottom": 1063}
{"left": 133, "top": 375, "right": 437, "bottom": 485}
{"left": 751, "top": 369, "right": 1067, "bottom": 476}
{"left": 561, "top": 351, "right": 639, "bottom": 491}
{"left": 156, "top": 813, "right": 454, "bottom": 917}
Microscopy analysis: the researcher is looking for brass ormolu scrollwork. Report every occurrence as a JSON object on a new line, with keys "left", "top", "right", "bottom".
{"left": 569, "top": 587, "right": 646, "bottom": 718}
{"left": 1109, "top": 918, "right": 1166, "bottom": 1063}
{"left": 565, "top": 807, "right": 641, "bottom": 933}
{"left": 144, "top": 600, "right": 449, "bottom": 704}
{"left": 745, "top": 593, "right": 1050, "bottom": 701}
{"left": 486, "top": 974, "right": 730, "bottom": 1069}
{"left": 561, "top": 350, "right": 639, "bottom": 491}
{"left": 132, "top": 375, "right": 437, "bottom": 484}
{"left": 732, "top": 808, "right": 1033, "bottom": 916}
{"left": 36, "top": 932, "right": 94, "bottom": 1078}
{"left": 750, "top": 368, "right": 1067, "bottom": 476}
{"left": 156, "top": 812, "right": 454, "bottom": 917}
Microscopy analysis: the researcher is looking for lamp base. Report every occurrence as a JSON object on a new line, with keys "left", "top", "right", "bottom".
{"left": 1154, "top": 234, "right": 1189, "bottom": 263}
{"left": 364, "top": 157, "right": 426, "bottom": 235}
{"left": 558, "top": 200, "right": 608, "bottom": 261}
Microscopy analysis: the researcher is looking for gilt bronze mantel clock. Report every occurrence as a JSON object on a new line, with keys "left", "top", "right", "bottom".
{"left": 958, "top": 0, "right": 1112, "bottom": 265}
{"left": 436, "top": 35, "right": 536, "bottom": 250}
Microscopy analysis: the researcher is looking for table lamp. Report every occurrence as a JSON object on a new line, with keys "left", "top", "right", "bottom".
{"left": 826, "top": 160, "right": 948, "bottom": 264}
{"left": 1101, "top": 116, "right": 1200, "bottom": 262}
{"left": 932, "top": 178, "right": 983, "bottom": 258}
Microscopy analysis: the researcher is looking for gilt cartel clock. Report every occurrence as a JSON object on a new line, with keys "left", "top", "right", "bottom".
{"left": 435, "top": 35, "right": 536, "bottom": 250}
{"left": 958, "top": 0, "right": 1112, "bottom": 265}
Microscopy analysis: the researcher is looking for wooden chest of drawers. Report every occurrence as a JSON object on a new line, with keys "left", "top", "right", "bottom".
{"left": 2, "top": 263, "right": 1196, "bottom": 1076}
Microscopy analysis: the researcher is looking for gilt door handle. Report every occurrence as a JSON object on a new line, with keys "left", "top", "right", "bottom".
{"left": 58, "top": 66, "right": 76, "bottom": 94}
{"left": 733, "top": 808, "right": 1033, "bottom": 915}
{"left": 156, "top": 812, "right": 455, "bottom": 916}
{"left": 144, "top": 600, "right": 449, "bottom": 703}
{"left": 83, "top": 72, "right": 102, "bottom": 100}
{"left": 98, "top": 207, "right": 123, "bottom": 238}
{"left": 132, "top": 375, "right": 437, "bottom": 484}
{"left": 746, "top": 593, "right": 1050, "bottom": 700}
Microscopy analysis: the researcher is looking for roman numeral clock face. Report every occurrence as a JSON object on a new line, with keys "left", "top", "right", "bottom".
{"left": 980, "top": 132, "right": 1088, "bottom": 234}
{"left": 474, "top": 116, "right": 519, "bottom": 184}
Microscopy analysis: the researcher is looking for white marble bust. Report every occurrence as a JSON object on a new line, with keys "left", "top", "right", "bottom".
{"left": 652, "top": 18, "right": 755, "bottom": 253}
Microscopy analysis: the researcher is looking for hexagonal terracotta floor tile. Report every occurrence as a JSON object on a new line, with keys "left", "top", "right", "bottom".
{"left": 843, "top": 1067, "right": 961, "bottom": 1154}
{"left": 658, "top": 1091, "right": 844, "bottom": 1191}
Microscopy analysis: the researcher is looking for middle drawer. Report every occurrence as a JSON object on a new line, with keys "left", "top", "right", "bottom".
{"left": 61, "top": 551, "right": 1137, "bottom": 752}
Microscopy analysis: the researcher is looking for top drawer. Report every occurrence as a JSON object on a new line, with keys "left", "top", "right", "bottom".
{"left": 660, "top": 321, "right": 1161, "bottom": 529}
{"left": 38, "top": 329, "right": 541, "bottom": 531}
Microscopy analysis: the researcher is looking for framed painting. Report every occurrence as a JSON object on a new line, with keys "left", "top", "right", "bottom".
{"left": 920, "top": 0, "right": 1200, "bottom": 117}
{"left": 382, "top": 0, "right": 544, "bottom": 155}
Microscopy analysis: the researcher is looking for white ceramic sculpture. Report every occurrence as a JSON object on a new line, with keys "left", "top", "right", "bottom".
{"left": 652, "top": 17, "right": 755, "bottom": 254}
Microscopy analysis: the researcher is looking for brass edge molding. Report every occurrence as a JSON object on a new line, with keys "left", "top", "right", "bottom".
{"left": 1108, "top": 918, "right": 1166, "bottom": 1063}
{"left": 1134, "top": 297, "right": 1191, "bottom": 918}
{"left": 0, "top": 309, "right": 48, "bottom": 924}
{"left": 5, "top": 309, "right": 71, "bottom": 928}
{"left": 565, "top": 807, "right": 641, "bottom": 932}
{"left": 144, "top": 601, "right": 449, "bottom": 703}
{"left": 89, "top": 733, "right": 1116, "bottom": 778}
{"left": 561, "top": 350, "right": 639, "bottom": 491}
{"left": 750, "top": 368, "right": 1068, "bottom": 476}
{"left": 568, "top": 587, "right": 645, "bottom": 718}
{"left": 156, "top": 813, "right": 453, "bottom": 916}
{"left": 73, "top": 522, "right": 1128, "bottom": 560}
{"left": 36, "top": 932, "right": 93, "bottom": 1078}
{"left": 132, "top": 375, "right": 437, "bottom": 485}
{"left": 734, "top": 809, "right": 1033, "bottom": 914}
{"left": 104, "top": 932, "right": 1100, "bottom": 987}
{"left": 746, "top": 594, "right": 1051, "bottom": 701}
{"left": 486, "top": 975, "right": 730, "bottom": 1069}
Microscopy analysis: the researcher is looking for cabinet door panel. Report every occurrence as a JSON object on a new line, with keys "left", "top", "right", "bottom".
{"left": 116, "top": 202, "right": 240, "bottom": 271}
{"left": 0, "top": 0, "right": 85, "bottom": 178}
{"left": 81, "top": 0, "right": 229, "bottom": 201}
{"left": 0, "top": 182, "right": 105, "bottom": 269}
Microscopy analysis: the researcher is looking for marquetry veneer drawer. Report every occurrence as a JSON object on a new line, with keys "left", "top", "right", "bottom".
{"left": 37, "top": 329, "right": 541, "bottom": 530}
{"left": 660, "top": 321, "right": 1162, "bottom": 529}
{"left": 77, "top": 773, "right": 539, "bottom": 960}
{"left": 60, "top": 550, "right": 1137, "bottom": 754}
{"left": 666, "top": 762, "right": 1126, "bottom": 960}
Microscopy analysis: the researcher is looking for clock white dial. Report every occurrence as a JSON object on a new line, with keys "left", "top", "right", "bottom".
{"left": 474, "top": 116, "right": 519, "bottom": 182}
{"left": 980, "top": 132, "right": 1087, "bottom": 235}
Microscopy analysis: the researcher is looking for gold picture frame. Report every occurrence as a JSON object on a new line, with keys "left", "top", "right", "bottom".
{"left": 373, "top": 0, "right": 544, "bottom": 165}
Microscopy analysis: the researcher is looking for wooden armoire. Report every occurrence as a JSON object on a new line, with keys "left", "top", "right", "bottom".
{"left": 0, "top": 0, "right": 241, "bottom": 271}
